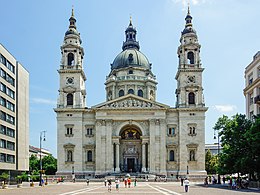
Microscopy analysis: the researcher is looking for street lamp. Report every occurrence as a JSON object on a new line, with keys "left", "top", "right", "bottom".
{"left": 39, "top": 131, "right": 46, "bottom": 186}
{"left": 214, "top": 129, "right": 221, "bottom": 184}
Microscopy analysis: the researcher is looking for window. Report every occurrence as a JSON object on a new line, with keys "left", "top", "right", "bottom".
{"left": 119, "top": 90, "right": 124, "bottom": 97}
{"left": 188, "top": 124, "right": 196, "bottom": 136}
{"left": 138, "top": 89, "right": 143, "bottom": 97}
{"left": 0, "top": 139, "right": 6, "bottom": 148}
{"left": 0, "top": 96, "right": 6, "bottom": 107}
{"left": 66, "top": 127, "right": 73, "bottom": 135}
{"left": 168, "top": 127, "right": 175, "bottom": 136}
{"left": 6, "top": 127, "right": 15, "bottom": 137}
{"left": 0, "top": 125, "right": 6, "bottom": 135}
{"left": 0, "top": 68, "right": 6, "bottom": 79}
{"left": 67, "top": 53, "right": 74, "bottom": 66}
{"left": 0, "top": 83, "right": 6, "bottom": 93}
{"left": 86, "top": 128, "right": 93, "bottom": 135}
{"left": 67, "top": 150, "right": 73, "bottom": 162}
{"left": 169, "top": 150, "right": 174, "bottom": 161}
{"left": 128, "top": 70, "right": 133, "bottom": 74}
{"left": 128, "top": 89, "right": 134, "bottom": 94}
{"left": 0, "top": 153, "right": 6, "bottom": 162}
{"left": 249, "top": 93, "right": 254, "bottom": 105}
{"left": 6, "top": 154, "right": 15, "bottom": 163}
{"left": 248, "top": 74, "right": 253, "bottom": 85}
{"left": 7, "top": 141, "right": 15, "bottom": 150}
{"left": 67, "top": 93, "right": 73, "bottom": 106}
{"left": 188, "top": 92, "right": 195, "bottom": 104}
{"left": 87, "top": 151, "right": 92, "bottom": 162}
{"left": 187, "top": 51, "right": 194, "bottom": 64}
{"left": 190, "top": 150, "right": 195, "bottom": 161}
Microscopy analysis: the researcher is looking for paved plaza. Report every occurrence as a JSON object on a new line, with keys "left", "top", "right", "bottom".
{"left": 0, "top": 182, "right": 259, "bottom": 195}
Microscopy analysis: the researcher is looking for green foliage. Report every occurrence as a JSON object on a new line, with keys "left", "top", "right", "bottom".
{"left": 213, "top": 114, "right": 260, "bottom": 180}
{"left": 0, "top": 172, "right": 9, "bottom": 184}
{"left": 29, "top": 154, "right": 57, "bottom": 176}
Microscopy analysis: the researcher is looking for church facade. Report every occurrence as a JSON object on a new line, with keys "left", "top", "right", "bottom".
{"left": 55, "top": 8, "right": 207, "bottom": 179}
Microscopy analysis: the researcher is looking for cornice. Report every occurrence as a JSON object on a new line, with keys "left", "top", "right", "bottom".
{"left": 243, "top": 77, "right": 260, "bottom": 95}
{"left": 58, "top": 69, "right": 86, "bottom": 80}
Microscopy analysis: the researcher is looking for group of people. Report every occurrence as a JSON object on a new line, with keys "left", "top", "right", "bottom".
{"left": 104, "top": 177, "right": 137, "bottom": 192}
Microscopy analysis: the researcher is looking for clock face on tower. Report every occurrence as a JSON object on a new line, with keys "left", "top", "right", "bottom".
{"left": 67, "top": 77, "right": 74, "bottom": 84}
{"left": 187, "top": 75, "right": 195, "bottom": 83}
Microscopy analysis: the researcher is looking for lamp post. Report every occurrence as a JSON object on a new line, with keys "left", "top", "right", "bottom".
{"left": 214, "top": 129, "right": 221, "bottom": 184}
{"left": 39, "top": 131, "right": 46, "bottom": 186}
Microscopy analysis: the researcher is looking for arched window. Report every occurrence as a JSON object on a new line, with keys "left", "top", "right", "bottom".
{"left": 169, "top": 150, "right": 174, "bottom": 161}
{"left": 68, "top": 53, "right": 74, "bottom": 66}
{"left": 187, "top": 51, "right": 194, "bottom": 64}
{"left": 119, "top": 90, "right": 124, "bottom": 97}
{"left": 67, "top": 150, "right": 73, "bottom": 162}
{"left": 138, "top": 89, "right": 143, "bottom": 97}
{"left": 188, "top": 92, "right": 195, "bottom": 104}
{"left": 67, "top": 93, "right": 73, "bottom": 106}
{"left": 87, "top": 151, "right": 92, "bottom": 162}
{"left": 190, "top": 150, "right": 195, "bottom": 161}
{"left": 128, "top": 89, "right": 134, "bottom": 94}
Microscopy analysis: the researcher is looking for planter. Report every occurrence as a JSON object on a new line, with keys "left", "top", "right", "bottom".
{"left": 2, "top": 184, "right": 8, "bottom": 189}
{"left": 30, "top": 182, "right": 34, "bottom": 187}
{"left": 17, "top": 183, "right": 22, "bottom": 188}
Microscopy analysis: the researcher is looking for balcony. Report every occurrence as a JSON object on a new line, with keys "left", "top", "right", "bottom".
{"left": 254, "top": 95, "right": 260, "bottom": 105}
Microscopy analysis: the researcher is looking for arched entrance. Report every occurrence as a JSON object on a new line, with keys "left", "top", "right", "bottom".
{"left": 119, "top": 125, "right": 142, "bottom": 172}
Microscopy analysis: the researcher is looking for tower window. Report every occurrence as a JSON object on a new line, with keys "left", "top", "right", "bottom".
{"left": 66, "top": 127, "right": 73, "bottom": 135}
{"left": 68, "top": 53, "right": 74, "bottom": 66}
{"left": 119, "top": 90, "right": 124, "bottom": 97}
{"left": 189, "top": 150, "right": 195, "bottom": 161}
{"left": 169, "top": 150, "right": 175, "bottom": 161}
{"left": 168, "top": 127, "right": 175, "bottom": 136}
{"left": 128, "top": 70, "right": 133, "bottom": 74}
{"left": 128, "top": 89, "right": 134, "bottom": 94}
{"left": 188, "top": 92, "right": 195, "bottom": 104}
{"left": 87, "top": 151, "right": 92, "bottom": 162}
{"left": 67, "top": 150, "right": 73, "bottom": 162}
{"left": 67, "top": 93, "right": 73, "bottom": 106}
{"left": 187, "top": 51, "right": 194, "bottom": 64}
{"left": 138, "top": 89, "right": 143, "bottom": 97}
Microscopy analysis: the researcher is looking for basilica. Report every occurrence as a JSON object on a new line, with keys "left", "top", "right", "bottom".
{"left": 55, "top": 8, "right": 207, "bottom": 179}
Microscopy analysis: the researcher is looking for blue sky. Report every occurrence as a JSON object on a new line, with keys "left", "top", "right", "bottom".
{"left": 1, "top": 0, "right": 259, "bottom": 157}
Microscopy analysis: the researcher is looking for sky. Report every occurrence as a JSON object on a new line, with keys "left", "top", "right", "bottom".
{"left": 1, "top": 0, "right": 260, "bottom": 157}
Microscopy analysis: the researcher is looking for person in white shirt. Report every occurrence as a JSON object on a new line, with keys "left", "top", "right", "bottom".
{"left": 184, "top": 178, "right": 190, "bottom": 192}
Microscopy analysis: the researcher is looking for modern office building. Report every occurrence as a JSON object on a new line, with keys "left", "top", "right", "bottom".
{"left": 0, "top": 44, "right": 29, "bottom": 177}
{"left": 244, "top": 51, "right": 260, "bottom": 120}
{"left": 55, "top": 8, "right": 207, "bottom": 179}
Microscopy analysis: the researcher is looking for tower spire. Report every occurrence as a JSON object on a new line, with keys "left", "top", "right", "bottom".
{"left": 122, "top": 17, "right": 140, "bottom": 50}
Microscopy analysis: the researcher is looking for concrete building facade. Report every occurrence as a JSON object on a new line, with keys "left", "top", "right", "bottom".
{"left": 55, "top": 8, "right": 207, "bottom": 179}
{"left": 244, "top": 51, "right": 260, "bottom": 120}
{"left": 0, "top": 44, "right": 29, "bottom": 176}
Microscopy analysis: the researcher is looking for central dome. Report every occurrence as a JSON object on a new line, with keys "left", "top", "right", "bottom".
{"left": 111, "top": 48, "right": 150, "bottom": 70}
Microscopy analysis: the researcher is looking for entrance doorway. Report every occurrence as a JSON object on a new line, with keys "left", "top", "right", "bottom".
{"left": 127, "top": 158, "right": 135, "bottom": 172}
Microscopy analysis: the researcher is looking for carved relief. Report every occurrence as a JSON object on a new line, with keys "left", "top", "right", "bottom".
{"left": 102, "top": 98, "right": 161, "bottom": 108}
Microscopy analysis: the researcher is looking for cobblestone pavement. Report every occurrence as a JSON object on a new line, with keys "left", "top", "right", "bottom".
{"left": 0, "top": 182, "right": 259, "bottom": 195}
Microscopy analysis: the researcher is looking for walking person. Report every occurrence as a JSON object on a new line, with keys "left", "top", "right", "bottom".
{"left": 86, "top": 178, "right": 89, "bottom": 186}
{"left": 104, "top": 178, "right": 107, "bottom": 186}
{"left": 108, "top": 178, "right": 112, "bottom": 192}
{"left": 134, "top": 178, "right": 137, "bottom": 187}
{"left": 204, "top": 176, "right": 208, "bottom": 187}
{"left": 184, "top": 178, "right": 189, "bottom": 192}
{"left": 124, "top": 178, "right": 127, "bottom": 188}
{"left": 127, "top": 177, "right": 131, "bottom": 188}
{"left": 115, "top": 178, "right": 120, "bottom": 191}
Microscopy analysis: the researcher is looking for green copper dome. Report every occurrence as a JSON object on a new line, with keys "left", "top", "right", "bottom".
{"left": 112, "top": 48, "right": 150, "bottom": 70}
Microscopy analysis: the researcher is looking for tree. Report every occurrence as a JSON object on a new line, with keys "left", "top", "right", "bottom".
{"left": 213, "top": 114, "right": 260, "bottom": 180}
{"left": 29, "top": 155, "right": 39, "bottom": 172}
{"left": 42, "top": 155, "right": 57, "bottom": 175}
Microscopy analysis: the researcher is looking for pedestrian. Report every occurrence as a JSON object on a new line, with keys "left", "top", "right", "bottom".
{"left": 86, "top": 178, "right": 89, "bottom": 186}
{"left": 184, "top": 178, "right": 189, "bottom": 192}
{"left": 108, "top": 178, "right": 112, "bottom": 192}
{"left": 124, "top": 178, "right": 127, "bottom": 188}
{"left": 115, "top": 178, "right": 120, "bottom": 191}
{"left": 209, "top": 176, "right": 211, "bottom": 184}
{"left": 204, "top": 177, "right": 208, "bottom": 187}
{"left": 127, "top": 177, "right": 131, "bottom": 188}
{"left": 104, "top": 178, "right": 107, "bottom": 186}
{"left": 222, "top": 176, "right": 226, "bottom": 184}
{"left": 134, "top": 178, "right": 137, "bottom": 187}
{"left": 181, "top": 178, "right": 184, "bottom": 186}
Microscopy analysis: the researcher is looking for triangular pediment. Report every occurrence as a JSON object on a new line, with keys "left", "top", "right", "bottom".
{"left": 92, "top": 94, "right": 169, "bottom": 109}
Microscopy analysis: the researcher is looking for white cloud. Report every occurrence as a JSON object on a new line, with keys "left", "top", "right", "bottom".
{"left": 212, "top": 105, "right": 237, "bottom": 113}
{"left": 31, "top": 98, "right": 56, "bottom": 105}
{"left": 173, "top": 0, "right": 208, "bottom": 7}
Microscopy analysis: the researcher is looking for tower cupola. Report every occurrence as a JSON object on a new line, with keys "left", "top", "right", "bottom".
{"left": 122, "top": 17, "right": 140, "bottom": 51}
{"left": 182, "top": 6, "right": 196, "bottom": 35}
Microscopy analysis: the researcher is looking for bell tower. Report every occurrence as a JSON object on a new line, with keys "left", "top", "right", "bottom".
{"left": 175, "top": 7, "right": 205, "bottom": 108}
{"left": 57, "top": 8, "right": 86, "bottom": 109}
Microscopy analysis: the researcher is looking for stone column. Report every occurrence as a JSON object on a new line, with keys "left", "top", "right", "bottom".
{"left": 115, "top": 143, "right": 120, "bottom": 172}
{"left": 142, "top": 143, "right": 146, "bottom": 172}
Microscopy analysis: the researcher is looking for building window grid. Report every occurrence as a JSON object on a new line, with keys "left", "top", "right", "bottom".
{"left": 86, "top": 128, "right": 93, "bottom": 135}
{"left": 0, "top": 83, "right": 15, "bottom": 99}
{"left": 0, "top": 96, "right": 15, "bottom": 112}
{"left": 0, "top": 54, "right": 15, "bottom": 74}
{"left": 168, "top": 127, "right": 176, "bottom": 136}
{"left": 66, "top": 127, "right": 73, "bottom": 135}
